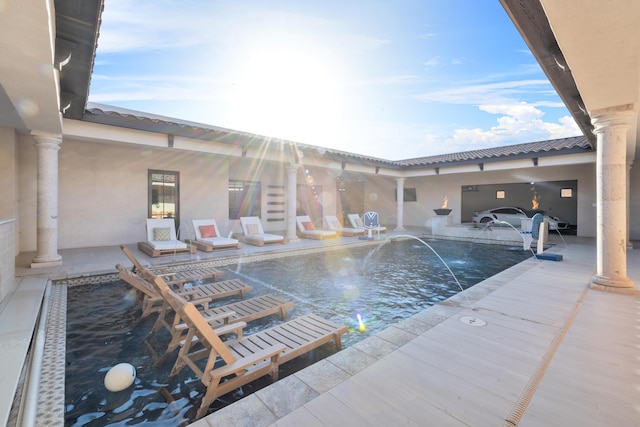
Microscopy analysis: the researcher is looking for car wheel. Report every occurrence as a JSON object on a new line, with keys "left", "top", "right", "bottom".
{"left": 480, "top": 217, "right": 492, "bottom": 223}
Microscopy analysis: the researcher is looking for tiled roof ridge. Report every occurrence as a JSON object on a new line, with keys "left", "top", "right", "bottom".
{"left": 85, "top": 103, "right": 397, "bottom": 164}
{"left": 398, "top": 135, "right": 591, "bottom": 166}
{"left": 85, "top": 103, "right": 590, "bottom": 166}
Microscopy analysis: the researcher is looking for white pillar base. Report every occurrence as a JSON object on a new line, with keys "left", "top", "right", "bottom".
{"left": 31, "top": 258, "right": 63, "bottom": 269}
{"left": 590, "top": 275, "right": 638, "bottom": 294}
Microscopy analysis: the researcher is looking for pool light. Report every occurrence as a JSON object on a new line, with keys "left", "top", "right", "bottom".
{"left": 356, "top": 313, "right": 366, "bottom": 332}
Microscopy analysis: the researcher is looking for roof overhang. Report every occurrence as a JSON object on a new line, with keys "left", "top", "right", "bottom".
{"left": 500, "top": 0, "right": 639, "bottom": 160}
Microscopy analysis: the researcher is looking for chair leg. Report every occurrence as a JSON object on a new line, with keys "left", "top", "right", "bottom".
{"left": 167, "top": 356, "right": 185, "bottom": 381}
{"left": 334, "top": 333, "right": 343, "bottom": 350}
{"left": 163, "top": 330, "right": 185, "bottom": 356}
{"left": 269, "top": 355, "right": 280, "bottom": 381}
{"left": 196, "top": 378, "right": 222, "bottom": 420}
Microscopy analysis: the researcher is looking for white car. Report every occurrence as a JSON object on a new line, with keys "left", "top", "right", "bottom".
{"left": 472, "top": 206, "right": 570, "bottom": 231}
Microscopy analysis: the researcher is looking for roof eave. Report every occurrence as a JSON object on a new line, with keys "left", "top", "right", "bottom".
{"left": 499, "top": 0, "right": 595, "bottom": 148}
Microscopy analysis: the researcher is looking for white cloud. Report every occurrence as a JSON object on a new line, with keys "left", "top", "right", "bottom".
{"left": 424, "top": 57, "right": 440, "bottom": 67}
{"left": 415, "top": 79, "right": 552, "bottom": 105}
{"left": 429, "top": 103, "right": 581, "bottom": 156}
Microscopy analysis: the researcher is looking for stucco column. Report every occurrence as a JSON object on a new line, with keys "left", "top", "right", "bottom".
{"left": 395, "top": 177, "right": 405, "bottom": 231}
{"left": 286, "top": 163, "right": 299, "bottom": 242}
{"left": 590, "top": 105, "right": 634, "bottom": 291}
{"left": 31, "top": 131, "right": 63, "bottom": 267}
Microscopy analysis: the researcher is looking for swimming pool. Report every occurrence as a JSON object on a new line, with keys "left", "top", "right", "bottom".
{"left": 64, "top": 238, "right": 531, "bottom": 425}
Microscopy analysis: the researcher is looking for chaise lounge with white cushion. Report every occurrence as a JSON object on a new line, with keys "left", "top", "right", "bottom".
{"left": 295, "top": 215, "right": 337, "bottom": 239}
{"left": 323, "top": 215, "right": 364, "bottom": 237}
{"left": 239, "top": 216, "right": 287, "bottom": 246}
{"left": 191, "top": 219, "right": 242, "bottom": 251}
{"left": 138, "top": 218, "right": 196, "bottom": 257}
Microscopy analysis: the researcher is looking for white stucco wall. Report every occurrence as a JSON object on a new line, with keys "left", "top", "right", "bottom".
{"left": 15, "top": 127, "right": 604, "bottom": 252}
{"left": 18, "top": 138, "right": 226, "bottom": 249}
{"left": 363, "top": 164, "right": 596, "bottom": 237}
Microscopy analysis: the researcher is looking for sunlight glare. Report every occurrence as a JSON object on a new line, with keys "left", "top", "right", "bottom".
{"left": 230, "top": 45, "right": 349, "bottom": 145}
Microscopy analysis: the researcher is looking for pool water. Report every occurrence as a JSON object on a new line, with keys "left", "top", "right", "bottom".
{"left": 65, "top": 239, "right": 531, "bottom": 426}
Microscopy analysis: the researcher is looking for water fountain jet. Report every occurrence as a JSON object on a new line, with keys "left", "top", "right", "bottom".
{"left": 364, "top": 234, "right": 476, "bottom": 311}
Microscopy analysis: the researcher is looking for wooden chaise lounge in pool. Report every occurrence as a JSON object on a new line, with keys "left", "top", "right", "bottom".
{"left": 145, "top": 267, "right": 295, "bottom": 355}
{"left": 158, "top": 276, "right": 348, "bottom": 419}
{"left": 121, "top": 245, "right": 224, "bottom": 289}
{"left": 116, "top": 263, "right": 253, "bottom": 317}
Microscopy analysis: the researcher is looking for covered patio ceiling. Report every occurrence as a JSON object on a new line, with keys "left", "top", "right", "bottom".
{"left": 0, "top": 0, "right": 101, "bottom": 134}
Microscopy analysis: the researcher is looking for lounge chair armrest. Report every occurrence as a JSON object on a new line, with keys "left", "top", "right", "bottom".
{"left": 180, "top": 288, "right": 201, "bottom": 297}
{"left": 155, "top": 272, "right": 176, "bottom": 278}
{"left": 202, "top": 311, "right": 236, "bottom": 324}
{"left": 210, "top": 345, "right": 285, "bottom": 380}
{"left": 179, "top": 322, "right": 247, "bottom": 346}
{"left": 174, "top": 312, "right": 238, "bottom": 331}
{"left": 185, "top": 296, "right": 212, "bottom": 307}
{"left": 213, "top": 321, "right": 245, "bottom": 337}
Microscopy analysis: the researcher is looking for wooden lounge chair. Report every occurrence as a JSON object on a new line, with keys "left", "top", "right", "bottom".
{"left": 295, "top": 215, "right": 338, "bottom": 240}
{"left": 239, "top": 216, "right": 286, "bottom": 246}
{"left": 324, "top": 215, "right": 365, "bottom": 237}
{"left": 138, "top": 218, "right": 196, "bottom": 257}
{"left": 120, "top": 245, "right": 224, "bottom": 289}
{"left": 162, "top": 286, "right": 284, "bottom": 419}
{"left": 150, "top": 271, "right": 293, "bottom": 352}
{"left": 116, "top": 263, "right": 253, "bottom": 317}
{"left": 190, "top": 219, "right": 242, "bottom": 251}
{"left": 158, "top": 276, "right": 348, "bottom": 419}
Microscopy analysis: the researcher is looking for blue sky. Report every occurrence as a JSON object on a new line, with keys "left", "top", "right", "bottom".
{"left": 89, "top": 0, "right": 580, "bottom": 160}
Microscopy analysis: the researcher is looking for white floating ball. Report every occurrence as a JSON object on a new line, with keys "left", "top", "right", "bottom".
{"left": 104, "top": 363, "right": 136, "bottom": 392}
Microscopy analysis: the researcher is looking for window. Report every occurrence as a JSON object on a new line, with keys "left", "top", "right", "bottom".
{"left": 394, "top": 188, "right": 417, "bottom": 202}
{"left": 148, "top": 170, "right": 179, "bottom": 225}
{"left": 496, "top": 190, "right": 505, "bottom": 199}
{"left": 229, "top": 180, "right": 261, "bottom": 219}
{"left": 560, "top": 188, "right": 573, "bottom": 198}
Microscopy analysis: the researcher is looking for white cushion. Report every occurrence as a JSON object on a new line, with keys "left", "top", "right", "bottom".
{"left": 149, "top": 240, "right": 188, "bottom": 250}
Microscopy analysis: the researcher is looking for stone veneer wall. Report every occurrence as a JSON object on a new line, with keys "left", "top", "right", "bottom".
{"left": 0, "top": 219, "right": 16, "bottom": 304}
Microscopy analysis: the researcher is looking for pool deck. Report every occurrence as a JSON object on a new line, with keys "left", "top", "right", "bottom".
{"left": 9, "top": 231, "right": 640, "bottom": 426}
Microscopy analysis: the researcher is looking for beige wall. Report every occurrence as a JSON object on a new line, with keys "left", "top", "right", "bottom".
{"left": 15, "top": 128, "right": 605, "bottom": 251}
{"left": 340, "top": 163, "right": 597, "bottom": 237}
{"left": 18, "top": 137, "right": 306, "bottom": 250}
{"left": 378, "top": 164, "right": 596, "bottom": 237}
{"left": 361, "top": 176, "right": 398, "bottom": 225}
